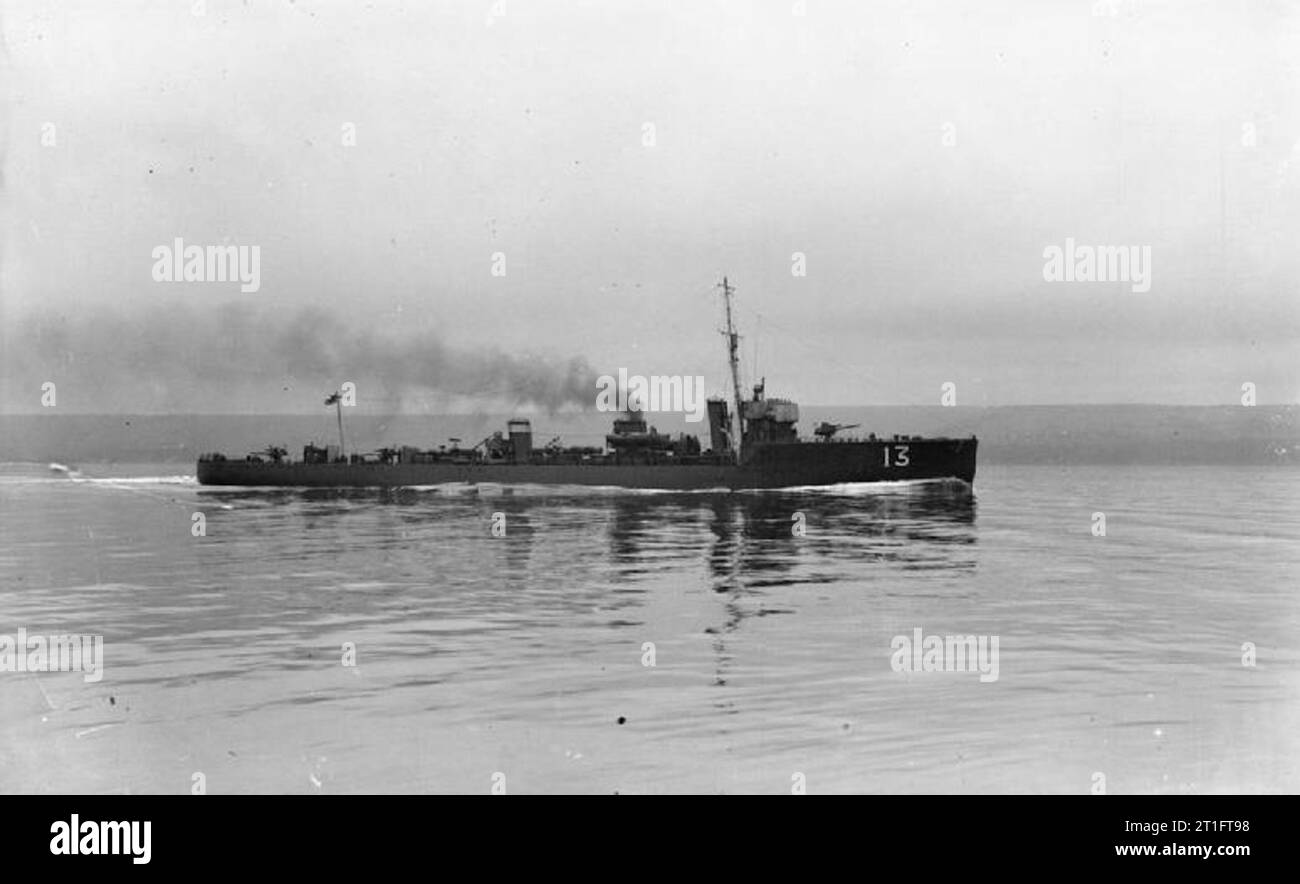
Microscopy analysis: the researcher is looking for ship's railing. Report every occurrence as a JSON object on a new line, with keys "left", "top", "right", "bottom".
{"left": 795, "top": 434, "right": 979, "bottom": 444}
{"left": 199, "top": 447, "right": 748, "bottom": 466}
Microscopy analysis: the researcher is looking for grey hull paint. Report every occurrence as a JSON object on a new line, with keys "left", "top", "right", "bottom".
{"left": 198, "top": 438, "right": 978, "bottom": 489}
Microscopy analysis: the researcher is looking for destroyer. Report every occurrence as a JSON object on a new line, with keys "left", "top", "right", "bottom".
{"left": 197, "top": 279, "right": 977, "bottom": 489}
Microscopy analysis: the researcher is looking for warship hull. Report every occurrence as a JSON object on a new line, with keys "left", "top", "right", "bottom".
{"left": 197, "top": 437, "right": 977, "bottom": 489}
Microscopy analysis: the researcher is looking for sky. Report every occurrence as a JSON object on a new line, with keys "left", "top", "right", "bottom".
{"left": 2, "top": 0, "right": 1298, "bottom": 413}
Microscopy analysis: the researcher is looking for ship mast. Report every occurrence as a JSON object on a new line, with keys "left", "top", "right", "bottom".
{"left": 325, "top": 391, "right": 346, "bottom": 461}
{"left": 720, "top": 276, "right": 744, "bottom": 454}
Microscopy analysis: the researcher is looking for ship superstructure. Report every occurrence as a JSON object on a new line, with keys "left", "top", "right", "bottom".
{"left": 198, "top": 279, "right": 977, "bottom": 488}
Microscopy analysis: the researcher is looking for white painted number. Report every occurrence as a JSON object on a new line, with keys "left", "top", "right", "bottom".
{"left": 883, "top": 445, "right": 910, "bottom": 467}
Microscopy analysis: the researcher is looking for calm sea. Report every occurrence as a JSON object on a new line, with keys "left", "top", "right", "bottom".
{"left": 1, "top": 462, "right": 1297, "bottom": 794}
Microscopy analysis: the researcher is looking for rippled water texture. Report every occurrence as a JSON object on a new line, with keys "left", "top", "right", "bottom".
{"left": 1, "top": 463, "right": 1297, "bottom": 793}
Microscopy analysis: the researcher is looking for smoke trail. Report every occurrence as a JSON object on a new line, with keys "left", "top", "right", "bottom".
{"left": 2, "top": 304, "right": 599, "bottom": 413}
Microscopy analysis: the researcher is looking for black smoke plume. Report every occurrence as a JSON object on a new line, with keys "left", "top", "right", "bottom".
{"left": 3, "top": 304, "right": 598, "bottom": 413}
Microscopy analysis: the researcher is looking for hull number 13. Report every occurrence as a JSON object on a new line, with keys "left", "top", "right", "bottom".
{"left": 883, "top": 445, "right": 910, "bottom": 467}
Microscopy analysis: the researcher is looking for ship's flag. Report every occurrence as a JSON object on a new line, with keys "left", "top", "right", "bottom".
{"left": 324, "top": 392, "right": 342, "bottom": 406}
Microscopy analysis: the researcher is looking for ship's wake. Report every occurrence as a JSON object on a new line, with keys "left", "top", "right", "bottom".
{"left": 48, "top": 466, "right": 197, "bottom": 486}
{"left": 42, "top": 465, "right": 221, "bottom": 507}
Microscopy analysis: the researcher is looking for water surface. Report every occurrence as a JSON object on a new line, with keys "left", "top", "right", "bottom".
{"left": 1, "top": 463, "right": 1296, "bottom": 793}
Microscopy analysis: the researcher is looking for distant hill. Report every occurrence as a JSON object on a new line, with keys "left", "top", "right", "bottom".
{"left": 1, "top": 406, "right": 1296, "bottom": 466}
{"left": 801, "top": 405, "right": 1298, "bottom": 466}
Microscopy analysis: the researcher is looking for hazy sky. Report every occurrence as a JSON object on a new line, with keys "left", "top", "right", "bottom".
{"left": 3, "top": 0, "right": 1298, "bottom": 412}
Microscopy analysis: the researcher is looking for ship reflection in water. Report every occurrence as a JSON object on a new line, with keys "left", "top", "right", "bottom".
{"left": 187, "top": 479, "right": 981, "bottom": 791}
{"left": 194, "top": 481, "right": 979, "bottom": 735}
{"left": 691, "top": 486, "right": 976, "bottom": 694}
